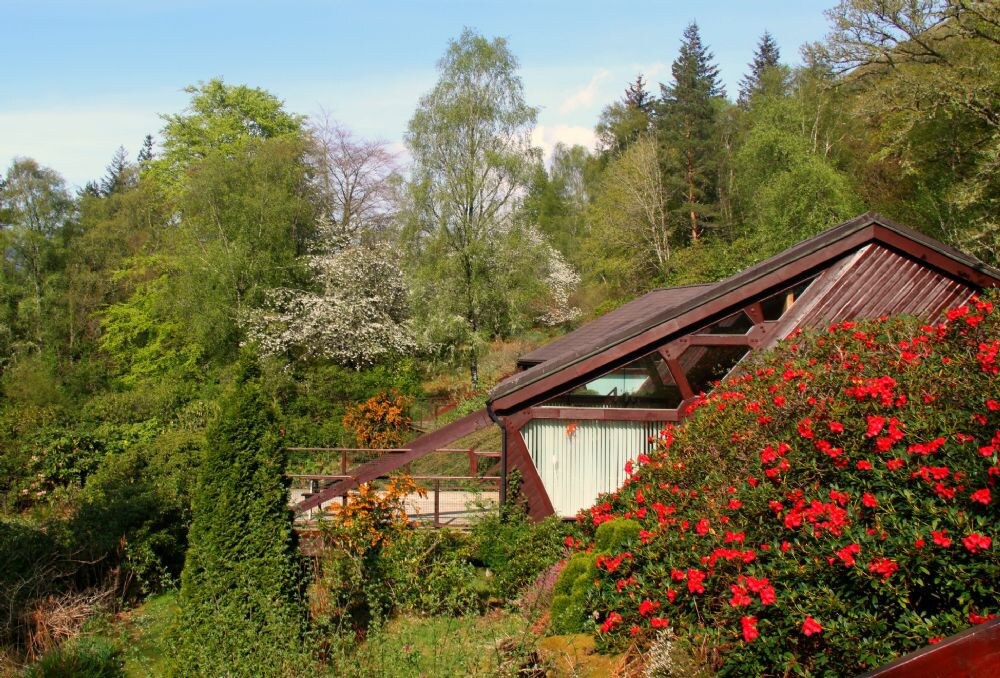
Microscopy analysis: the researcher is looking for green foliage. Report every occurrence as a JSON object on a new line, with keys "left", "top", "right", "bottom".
{"left": 382, "top": 529, "right": 487, "bottom": 616}
{"left": 175, "top": 364, "right": 308, "bottom": 676}
{"left": 24, "top": 637, "right": 124, "bottom": 678}
{"left": 594, "top": 518, "right": 641, "bottom": 553}
{"left": 550, "top": 552, "right": 597, "bottom": 634}
{"left": 569, "top": 295, "right": 1000, "bottom": 673}
{"left": 154, "top": 78, "right": 304, "bottom": 191}
{"left": 471, "top": 508, "right": 568, "bottom": 600}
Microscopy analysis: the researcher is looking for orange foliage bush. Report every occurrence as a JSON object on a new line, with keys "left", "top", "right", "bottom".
{"left": 341, "top": 391, "right": 412, "bottom": 448}
{"left": 324, "top": 475, "right": 426, "bottom": 551}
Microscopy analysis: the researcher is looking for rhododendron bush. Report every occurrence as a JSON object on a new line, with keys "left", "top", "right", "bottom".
{"left": 562, "top": 295, "right": 999, "bottom": 675}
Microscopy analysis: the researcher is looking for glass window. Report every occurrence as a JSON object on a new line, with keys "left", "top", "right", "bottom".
{"left": 546, "top": 353, "right": 684, "bottom": 409}
{"left": 696, "top": 310, "right": 755, "bottom": 335}
{"left": 681, "top": 345, "right": 750, "bottom": 395}
{"left": 760, "top": 278, "right": 815, "bottom": 321}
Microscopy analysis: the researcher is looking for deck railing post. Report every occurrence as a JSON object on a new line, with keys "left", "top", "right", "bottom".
{"left": 468, "top": 449, "right": 477, "bottom": 476}
{"left": 433, "top": 479, "right": 441, "bottom": 528}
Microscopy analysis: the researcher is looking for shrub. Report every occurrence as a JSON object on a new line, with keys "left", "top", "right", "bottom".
{"left": 309, "top": 475, "right": 425, "bottom": 635}
{"left": 565, "top": 295, "right": 1000, "bottom": 674}
{"left": 470, "top": 507, "right": 568, "bottom": 600}
{"left": 549, "top": 552, "right": 597, "bottom": 635}
{"left": 24, "top": 637, "right": 124, "bottom": 678}
{"left": 175, "top": 361, "right": 309, "bottom": 676}
{"left": 341, "top": 390, "right": 413, "bottom": 449}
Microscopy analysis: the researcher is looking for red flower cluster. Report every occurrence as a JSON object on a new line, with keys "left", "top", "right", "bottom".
{"left": 868, "top": 557, "right": 899, "bottom": 580}
{"left": 962, "top": 533, "right": 991, "bottom": 554}
{"left": 801, "top": 616, "right": 823, "bottom": 636}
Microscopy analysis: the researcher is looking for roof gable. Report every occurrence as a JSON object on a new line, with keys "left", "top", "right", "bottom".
{"left": 490, "top": 213, "right": 1000, "bottom": 412}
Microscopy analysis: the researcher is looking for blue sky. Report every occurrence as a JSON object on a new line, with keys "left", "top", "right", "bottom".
{"left": 1, "top": 0, "right": 835, "bottom": 187}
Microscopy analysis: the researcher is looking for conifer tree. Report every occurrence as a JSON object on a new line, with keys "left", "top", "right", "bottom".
{"left": 136, "top": 134, "right": 154, "bottom": 164}
{"left": 656, "top": 21, "right": 725, "bottom": 243}
{"left": 176, "top": 361, "right": 308, "bottom": 676}
{"left": 596, "top": 75, "right": 652, "bottom": 155}
{"left": 738, "top": 31, "right": 783, "bottom": 107}
{"left": 99, "top": 146, "right": 133, "bottom": 197}
{"left": 625, "top": 74, "right": 651, "bottom": 111}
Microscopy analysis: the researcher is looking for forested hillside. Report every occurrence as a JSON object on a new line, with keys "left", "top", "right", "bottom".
{"left": 1, "top": 1, "right": 997, "bottom": 674}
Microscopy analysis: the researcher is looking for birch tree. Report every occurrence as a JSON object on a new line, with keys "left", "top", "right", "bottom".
{"left": 405, "top": 29, "right": 537, "bottom": 388}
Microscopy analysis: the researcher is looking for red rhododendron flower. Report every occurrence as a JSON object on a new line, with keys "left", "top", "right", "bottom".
{"left": 836, "top": 543, "right": 860, "bottom": 567}
{"left": 828, "top": 421, "right": 845, "bottom": 434}
{"left": 650, "top": 617, "right": 669, "bottom": 629}
{"left": 862, "top": 492, "right": 878, "bottom": 508}
{"left": 728, "top": 498, "right": 743, "bottom": 510}
{"left": 600, "top": 612, "right": 623, "bottom": 633}
{"left": 638, "top": 599, "right": 660, "bottom": 617}
{"left": 856, "top": 460, "right": 873, "bottom": 471}
{"left": 801, "top": 616, "right": 823, "bottom": 636}
{"left": 914, "top": 537, "right": 925, "bottom": 548}
{"left": 687, "top": 568, "right": 706, "bottom": 594}
{"left": 741, "top": 615, "right": 759, "bottom": 642}
{"left": 929, "top": 636, "right": 942, "bottom": 644}
{"left": 932, "top": 530, "right": 952, "bottom": 547}
{"left": 970, "top": 488, "right": 991, "bottom": 505}
{"left": 886, "top": 458, "right": 905, "bottom": 471}
{"left": 729, "top": 584, "right": 752, "bottom": 607}
{"left": 695, "top": 518, "right": 710, "bottom": 535}
{"left": 868, "top": 557, "right": 899, "bottom": 580}
{"left": 963, "top": 533, "right": 992, "bottom": 554}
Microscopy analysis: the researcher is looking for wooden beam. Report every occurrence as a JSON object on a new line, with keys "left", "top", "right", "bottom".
{"left": 505, "top": 423, "right": 555, "bottom": 520}
{"left": 523, "top": 406, "right": 681, "bottom": 422}
{"left": 292, "top": 408, "right": 495, "bottom": 514}
{"left": 860, "top": 618, "right": 1000, "bottom": 677}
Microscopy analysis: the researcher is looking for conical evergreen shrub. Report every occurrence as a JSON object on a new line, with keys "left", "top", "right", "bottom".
{"left": 175, "top": 362, "right": 308, "bottom": 676}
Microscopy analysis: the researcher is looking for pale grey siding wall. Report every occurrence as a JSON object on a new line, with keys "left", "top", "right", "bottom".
{"left": 521, "top": 419, "right": 664, "bottom": 518}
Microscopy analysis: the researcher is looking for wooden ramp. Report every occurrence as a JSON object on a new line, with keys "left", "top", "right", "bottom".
{"left": 291, "top": 408, "right": 496, "bottom": 515}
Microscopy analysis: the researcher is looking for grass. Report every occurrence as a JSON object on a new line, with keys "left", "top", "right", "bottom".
{"left": 90, "top": 592, "right": 178, "bottom": 677}
{"left": 326, "top": 610, "right": 541, "bottom": 677}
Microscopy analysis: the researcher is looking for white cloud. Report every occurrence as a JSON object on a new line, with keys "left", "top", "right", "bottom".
{"left": 531, "top": 124, "right": 597, "bottom": 162}
{"left": 558, "top": 68, "right": 611, "bottom": 114}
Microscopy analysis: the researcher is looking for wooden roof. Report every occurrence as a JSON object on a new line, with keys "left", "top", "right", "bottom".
{"left": 516, "top": 283, "right": 713, "bottom": 369}
{"left": 490, "top": 212, "right": 1000, "bottom": 413}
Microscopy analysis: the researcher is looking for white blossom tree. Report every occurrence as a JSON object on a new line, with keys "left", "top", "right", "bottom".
{"left": 243, "top": 246, "right": 414, "bottom": 367}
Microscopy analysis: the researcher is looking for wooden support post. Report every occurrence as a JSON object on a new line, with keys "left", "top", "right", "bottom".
{"left": 468, "top": 449, "right": 478, "bottom": 476}
{"left": 340, "top": 450, "right": 348, "bottom": 475}
{"left": 433, "top": 479, "right": 441, "bottom": 528}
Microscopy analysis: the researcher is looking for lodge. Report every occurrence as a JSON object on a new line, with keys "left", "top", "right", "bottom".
{"left": 294, "top": 212, "right": 1000, "bottom": 520}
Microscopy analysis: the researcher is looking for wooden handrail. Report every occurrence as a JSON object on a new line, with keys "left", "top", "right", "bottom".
{"left": 289, "top": 474, "right": 500, "bottom": 482}
{"left": 286, "top": 447, "right": 499, "bottom": 455}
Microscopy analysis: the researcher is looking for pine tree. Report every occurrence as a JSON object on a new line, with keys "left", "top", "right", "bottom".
{"left": 625, "top": 74, "right": 651, "bottom": 111}
{"left": 596, "top": 75, "right": 652, "bottom": 155}
{"left": 98, "top": 146, "right": 132, "bottom": 196}
{"left": 176, "top": 361, "right": 308, "bottom": 676}
{"left": 136, "top": 134, "right": 154, "bottom": 164}
{"left": 656, "top": 21, "right": 725, "bottom": 243}
{"left": 738, "top": 31, "right": 783, "bottom": 107}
